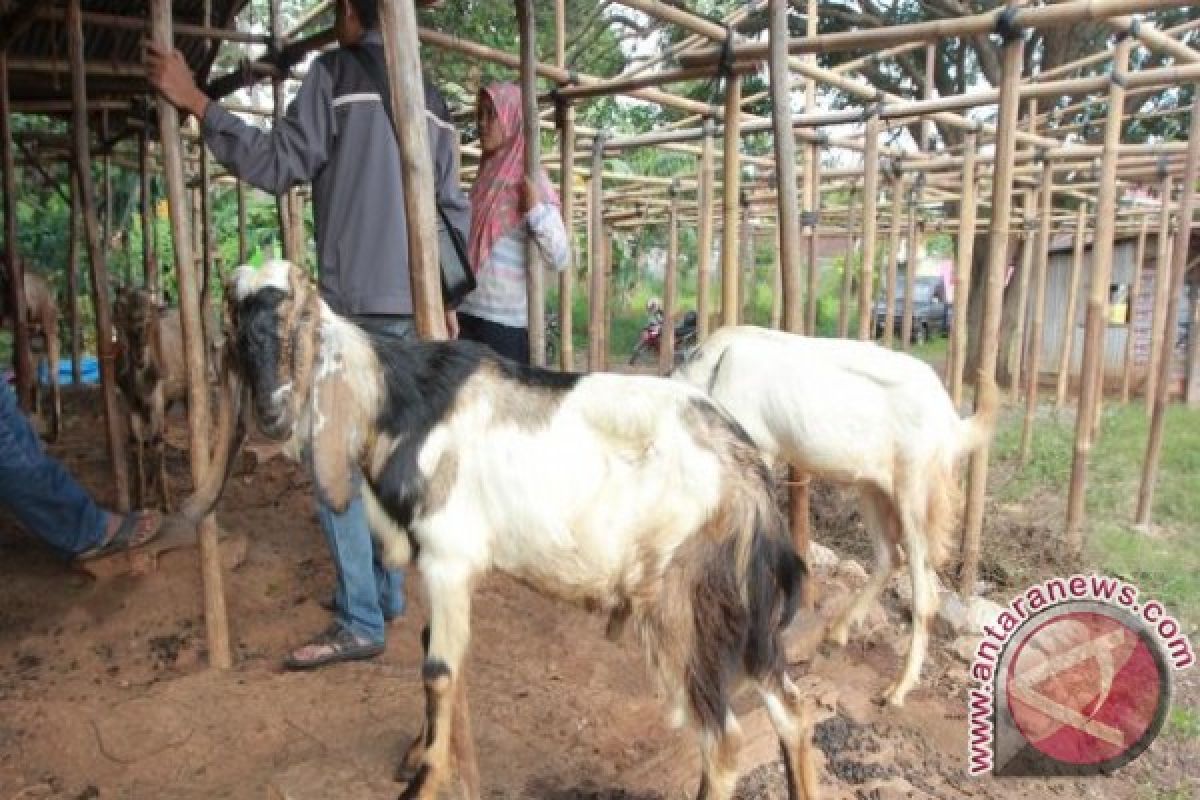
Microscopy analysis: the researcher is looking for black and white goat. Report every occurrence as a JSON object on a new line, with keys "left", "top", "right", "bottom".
{"left": 674, "top": 325, "right": 998, "bottom": 707}
{"left": 191, "top": 261, "right": 818, "bottom": 800}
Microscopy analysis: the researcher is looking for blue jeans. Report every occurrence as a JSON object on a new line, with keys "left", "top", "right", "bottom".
{"left": 321, "top": 314, "right": 415, "bottom": 644}
{"left": 0, "top": 384, "right": 106, "bottom": 557}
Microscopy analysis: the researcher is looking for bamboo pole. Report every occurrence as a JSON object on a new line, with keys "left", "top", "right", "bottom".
{"left": 959, "top": 27, "right": 1023, "bottom": 598}
{"left": 32, "top": 7, "right": 271, "bottom": 44}
{"left": 721, "top": 76, "right": 741, "bottom": 327}
{"left": 770, "top": 0, "right": 802, "bottom": 336}
{"left": 949, "top": 130, "right": 978, "bottom": 407}
{"left": 517, "top": 0, "right": 545, "bottom": 367}
{"left": 0, "top": 52, "right": 34, "bottom": 412}
{"left": 1136, "top": 89, "right": 1200, "bottom": 526}
{"left": 1145, "top": 176, "right": 1173, "bottom": 415}
{"left": 1019, "top": 162, "right": 1055, "bottom": 463}
{"left": 555, "top": 0, "right": 574, "bottom": 372}
{"left": 1010, "top": 193, "right": 1035, "bottom": 402}
{"left": 269, "top": 0, "right": 293, "bottom": 263}
{"left": 139, "top": 130, "right": 156, "bottom": 290}
{"left": 838, "top": 202, "right": 856, "bottom": 339}
{"left": 697, "top": 120, "right": 715, "bottom": 340}
{"left": 1055, "top": 205, "right": 1088, "bottom": 409}
{"left": 67, "top": 0, "right": 130, "bottom": 510}
{"left": 804, "top": 145, "right": 821, "bottom": 335}
{"left": 738, "top": 199, "right": 752, "bottom": 324}
{"left": 901, "top": 194, "right": 918, "bottom": 349}
{"left": 102, "top": 150, "right": 113, "bottom": 280}
{"left": 883, "top": 172, "right": 904, "bottom": 347}
{"left": 199, "top": 147, "right": 213, "bottom": 321}
{"left": 1120, "top": 216, "right": 1150, "bottom": 403}
{"left": 68, "top": 173, "right": 82, "bottom": 386}
{"left": 378, "top": 0, "right": 445, "bottom": 340}
{"left": 588, "top": 137, "right": 607, "bottom": 370}
{"left": 149, "top": 0, "right": 231, "bottom": 669}
{"left": 1065, "top": 37, "right": 1132, "bottom": 554}
{"left": 660, "top": 185, "right": 679, "bottom": 373}
{"left": 857, "top": 115, "right": 881, "bottom": 341}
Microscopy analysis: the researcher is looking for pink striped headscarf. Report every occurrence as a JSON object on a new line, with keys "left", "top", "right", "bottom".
{"left": 469, "top": 83, "right": 560, "bottom": 272}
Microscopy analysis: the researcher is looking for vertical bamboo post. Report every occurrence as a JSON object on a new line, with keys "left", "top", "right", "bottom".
{"left": 1186, "top": 287, "right": 1200, "bottom": 408}
{"left": 802, "top": 0, "right": 819, "bottom": 336}
{"left": 236, "top": 180, "right": 248, "bottom": 265}
{"left": 588, "top": 137, "right": 607, "bottom": 371}
{"left": 1009, "top": 192, "right": 1035, "bottom": 402}
{"left": 1136, "top": 88, "right": 1200, "bottom": 526}
{"left": 770, "top": 0, "right": 801, "bottom": 337}
{"left": 660, "top": 183, "right": 679, "bottom": 373}
{"left": 1055, "top": 205, "right": 1088, "bottom": 409}
{"left": 768, "top": 0, "right": 812, "bottom": 593}
{"left": 901, "top": 196, "right": 918, "bottom": 349}
{"left": 1065, "top": 37, "right": 1132, "bottom": 554}
{"left": 739, "top": 198, "right": 752, "bottom": 324}
{"left": 517, "top": 0, "right": 545, "bottom": 366}
{"left": 199, "top": 148, "right": 213, "bottom": 321}
{"left": 139, "top": 129, "right": 156, "bottom": 290}
{"left": 1120, "top": 216, "right": 1149, "bottom": 403}
{"left": 268, "top": 0, "right": 292, "bottom": 262}
{"left": 838, "top": 204, "right": 856, "bottom": 339}
{"left": 554, "top": 0, "right": 574, "bottom": 371}
{"left": 0, "top": 52, "right": 33, "bottom": 411}
{"left": 857, "top": 114, "right": 880, "bottom": 342}
{"left": 883, "top": 172, "right": 904, "bottom": 347}
{"left": 68, "top": 174, "right": 82, "bottom": 386}
{"left": 697, "top": 119, "right": 715, "bottom": 340}
{"left": 378, "top": 0, "right": 445, "bottom": 339}
{"left": 949, "top": 130, "right": 978, "bottom": 407}
{"left": 959, "top": 26, "right": 1023, "bottom": 597}
{"left": 770, "top": 238, "right": 783, "bottom": 329}
{"left": 67, "top": 0, "right": 130, "bottom": 510}
{"left": 149, "top": 0, "right": 231, "bottom": 669}
{"left": 1145, "top": 177, "right": 1173, "bottom": 415}
{"left": 103, "top": 148, "right": 113, "bottom": 278}
{"left": 721, "top": 76, "right": 741, "bottom": 328}
{"left": 1019, "top": 161, "right": 1054, "bottom": 463}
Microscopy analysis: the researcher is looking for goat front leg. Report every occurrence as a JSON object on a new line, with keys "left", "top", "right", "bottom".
{"left": 154, "top": 434, "right": 173, "bottom": 512}
{"left": 880, "top": 506, "right": 935, "bottom": 707}
{"left": 399, "top": 565, "right": 473, "bottom": 800}
{"left": 694, "top": 710, "right": 743, "bottom": 800}
{"left": 761, "top": 674, "right": 819, "bottom": 800}
{"left": 131, "top": 435, "right": 147, "bottom": 511}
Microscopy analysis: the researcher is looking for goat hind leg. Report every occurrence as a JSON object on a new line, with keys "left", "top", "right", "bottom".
{"left": 693, "top": 710, "right": 743, "bottom": 800}
{"left": 880, "top": 506, "right": 934, "bottom": 707}
{"left": 154, "top": 435, "right": 172, "bottom": 512}
{"left": 399, "top": 568, "right": 472, "bottom": 800}
{"left": 827, "top": 492, "right": 896, "bottom": 646}
{"left": 760, "top": 674, "right": 819, "bottom": 800}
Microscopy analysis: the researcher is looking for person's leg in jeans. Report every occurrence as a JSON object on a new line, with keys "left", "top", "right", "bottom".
{"left": 0, "top": 384, "right": 160, "bottom": 559}
{"left": 286, "top": 315, "right": 412, "bottom": 668}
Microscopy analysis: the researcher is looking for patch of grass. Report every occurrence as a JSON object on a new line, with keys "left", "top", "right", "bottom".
{"left": 993, "top": 403, "right": 1200, "bottom": 627}
{"left": 1166, "top": 705, "right": 1200, "bottom": 741}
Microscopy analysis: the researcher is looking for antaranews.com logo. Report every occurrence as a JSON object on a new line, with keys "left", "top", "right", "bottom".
{"left": 967, "top": 573, "right": 1194, "bottom": 777}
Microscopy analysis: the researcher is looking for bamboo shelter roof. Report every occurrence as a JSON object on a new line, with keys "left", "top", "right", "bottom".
{"left": 1, "top": 0, "right": 250, "bottom": 117}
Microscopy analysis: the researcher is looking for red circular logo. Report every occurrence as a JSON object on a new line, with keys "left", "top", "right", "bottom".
{"left": 1003, "top": 606, "right": 1170, "bottom": 772}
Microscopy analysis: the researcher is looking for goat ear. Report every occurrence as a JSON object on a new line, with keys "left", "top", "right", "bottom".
{"left": 307, "top": 372, "right": 359, "bottom": 514}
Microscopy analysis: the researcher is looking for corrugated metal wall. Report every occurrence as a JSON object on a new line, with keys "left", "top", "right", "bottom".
{"left": 1038, "top": 234, "right": 1191, "bottom": 391}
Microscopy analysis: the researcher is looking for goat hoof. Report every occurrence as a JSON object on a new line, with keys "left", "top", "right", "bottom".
{"left": 825, "top": 623, "right": 850, "bottom": 648}
{"left": 876, "top": 683, "right": 908, "bottom": 708}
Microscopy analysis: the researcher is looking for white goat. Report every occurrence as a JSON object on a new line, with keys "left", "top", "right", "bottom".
{"left": 191, "top": 262, "right": 820, "bottom": 800}
{"left": 674, "top": 325, "right": 998, "bottom": 707}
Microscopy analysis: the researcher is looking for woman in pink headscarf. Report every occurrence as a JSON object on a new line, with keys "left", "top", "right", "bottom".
{"left": 454, "top": 82, "right": 570, "bottom": 365}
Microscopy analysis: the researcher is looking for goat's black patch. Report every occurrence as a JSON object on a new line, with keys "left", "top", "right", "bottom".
{"left": 234, "top": 288, "right": 287, "bottom": 404}
{"left": 421, "top": 658, "right": 451, "bottom": 684}
{"left": 399, "top": 764, "right": 433, "bottom": 799}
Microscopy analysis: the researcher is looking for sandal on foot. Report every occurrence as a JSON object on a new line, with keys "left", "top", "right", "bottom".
{"left": 283, "top": 624, "right": 384, "bottom": 671}
{"left": 76, "top": 510, "right": 163, "bottom": 562}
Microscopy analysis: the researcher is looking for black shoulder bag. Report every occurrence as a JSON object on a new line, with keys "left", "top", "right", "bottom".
{"left": 346, "top": 46, "right": 475, "bottom": 308}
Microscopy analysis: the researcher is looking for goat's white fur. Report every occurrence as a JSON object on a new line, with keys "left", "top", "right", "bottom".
{"left": 675, "top": 325, "right": 997, "bottom": 707}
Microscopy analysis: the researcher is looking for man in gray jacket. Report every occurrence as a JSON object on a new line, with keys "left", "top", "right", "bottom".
{"left": 147, "top": 0, "right": 468, "bottom": 668}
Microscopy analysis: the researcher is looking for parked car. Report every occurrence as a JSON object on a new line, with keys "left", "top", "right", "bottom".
{"left": 873, "top": 275, "right": 952, "bottom": 343}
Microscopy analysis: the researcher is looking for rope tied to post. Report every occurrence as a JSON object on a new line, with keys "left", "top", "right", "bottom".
{"left": 993, "top": 5, "right": 1026, "bottom": 44}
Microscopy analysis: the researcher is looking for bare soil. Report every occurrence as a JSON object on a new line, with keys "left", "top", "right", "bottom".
{"left": 0, "top": 388, "right": 1194, "bottom": 799}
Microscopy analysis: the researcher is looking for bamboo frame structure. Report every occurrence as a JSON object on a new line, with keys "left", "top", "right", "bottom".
{"left": 1136, "top": 89, "right": 1200, "bottom": 527}
{"left": 959, "top": 29, "right": 1024, "bottom": 598}
{"left": 948, "top": 130, "right": 978, "bottom": 406}
{"left": 1065, "top": 37, "right": 1132, "bottom": 553}
{"left": 882, "top": 171, "right": 903, "bottom": 348}
{"left": 857, "top": 115, "right": 881, "bottom": 342}
{"left": 554, "top": 0, "right": 574, "bottom": 372}
{"left": 1145, "top": 176, "right": 1173, "bottom": 415}
{"left": 696, "top": 120, "right": 714, "bottom": 340}
{"left": 720, "top": 76, "right": 741, "bottom": 327}
{"left": 517, "top": 0, "right": 545, "bottom": 367}
{"left": 1055, "top": 205, "right": 1089, "bottom": 410}
{"left": 149, "top": 0, "right": 231, "bottom": 670}
{"left": 0, "top": 52, "right": 34, "bottom": 412}
{"left": 588, "top": 137, "right": 607, "bottom": 371}
{"left": 659, "top": 184, "right": 679, "bottom": 373}
{"left": 1019, "top": 162, "right": 1055, "bottom": 463}
{"left": 1009, "top": 192, "right": 1035, "bottom": 403}
{"left": 68, "top": 176, "right": 82, "bottom": 385}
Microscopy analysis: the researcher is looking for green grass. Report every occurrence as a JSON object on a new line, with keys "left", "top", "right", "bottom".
{"left": 1166, "top": 705, "right": 1200, "bottom": 741}
{"left": 992, "top": 403, "right": 1200, "bottom": 627}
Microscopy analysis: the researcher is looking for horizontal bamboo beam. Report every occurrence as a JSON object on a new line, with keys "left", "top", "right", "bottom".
{"left": 33, "top": 8, "right": 270, "bottom": 44}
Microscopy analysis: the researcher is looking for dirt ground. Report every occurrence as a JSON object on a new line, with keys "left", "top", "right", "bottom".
{"left": 0, "top": 388, "right": 1195, "bottom": 800}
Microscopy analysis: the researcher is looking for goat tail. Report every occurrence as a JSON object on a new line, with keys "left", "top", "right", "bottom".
{"left": 742, "top": 503, "right": 807, "bottom": 679}
{"left": 957, "top": 368, "right": 1000, "bottom": 458}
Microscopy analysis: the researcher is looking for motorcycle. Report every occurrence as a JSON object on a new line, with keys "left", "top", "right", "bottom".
{"left": 629, "top": 309, "right": 699, "bottom": 367}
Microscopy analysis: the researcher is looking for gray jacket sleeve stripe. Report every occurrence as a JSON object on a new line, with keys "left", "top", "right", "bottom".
{"left": 201, "top": 63, "right": 336, "bottom": 196}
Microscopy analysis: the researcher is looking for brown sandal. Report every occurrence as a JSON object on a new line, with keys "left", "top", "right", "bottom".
{"left": 283, "top": 624, "right": 384, "bottom": 670}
